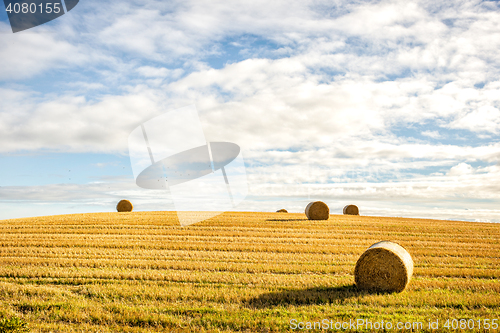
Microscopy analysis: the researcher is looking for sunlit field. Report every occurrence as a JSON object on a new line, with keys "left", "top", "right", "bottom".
{"left": 0, "top": 211, "right": 499, "bottom": 332}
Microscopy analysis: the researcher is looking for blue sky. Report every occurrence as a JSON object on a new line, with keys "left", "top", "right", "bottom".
{"left": 1, "top": 0, "right": 500, "bottom": 222}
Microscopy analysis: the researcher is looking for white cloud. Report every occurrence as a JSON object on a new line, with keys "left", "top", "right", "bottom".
{"left": 79, "top": 0, "right": 333, "bottom": 61}
{"left": 66, "top": 82, "right": 107, "bottom": 91}
{"left": 448, "top": 162, "right": 474, "bottom": 176}
{"left": 421, "top": 130, "right": 441, "bottom": 138}
{"left": 136, "top": 66, "right": 183, "bottom": 78}
{"left": 449, "top": 105, "right": 500, "bottom": 133}
{"left": 0, "top": 87, "right": 167, "bottom": 153}
{"left": 0, "top": 23, "right": 88, "bottom": 80}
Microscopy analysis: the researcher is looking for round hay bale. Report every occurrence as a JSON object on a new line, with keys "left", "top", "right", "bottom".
{"left": 355, "top": 241, "right": 413, "bottom": 293}
{"left": 343, "top": 204, "right": 359, "bottom": 215}
{"left": 276, "top": 209, "right": 288, "bottom": 213}
{"left": 116, "top": 200, "right": 133, "bottom": 212}
{"left": 305, "top": 201, "right": 329, "bottom": 220}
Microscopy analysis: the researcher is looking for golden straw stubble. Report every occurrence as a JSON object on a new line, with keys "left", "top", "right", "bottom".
{"left": 305, "top": 201, "right": 330, "bottom": 220}
{"left": 116, "top": 200, "right": 133, "bottom": 212}
{"left": 355, "top": 241, "right": 414, "bottom": 292}
{"left": 343, "top": 204, "right": 359, "bottom": 215}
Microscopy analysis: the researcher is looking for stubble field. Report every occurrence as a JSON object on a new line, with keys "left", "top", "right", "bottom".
{"left": 0, "top": 211, "right": 499, "bottom": 332}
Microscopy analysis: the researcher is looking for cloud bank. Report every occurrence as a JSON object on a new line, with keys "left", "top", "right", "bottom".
{"left": 1, "top": 0, "right": 500, "bottom": 221}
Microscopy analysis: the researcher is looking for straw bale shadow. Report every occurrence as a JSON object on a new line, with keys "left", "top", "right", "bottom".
{"left": 265, "top": 219, "right": 309, "bottom": 222}
{"left": 245, "top": 285, "right": 390, "bottom": 309}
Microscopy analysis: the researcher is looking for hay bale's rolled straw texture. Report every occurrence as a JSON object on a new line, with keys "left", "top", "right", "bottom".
{"left": 305, "top": 201, "right": 330, "bottom": 220}
{"left": 355, "top": 241, "right": 413, "bottom": 292}
{"left": 276, "top": 209, "right": 288, "bottom": 213}
{"left": 343, "top": 204, "right": 359, "bottom": 215}
{"left": 116, "top": 200, "right": 133, "bottom": 212}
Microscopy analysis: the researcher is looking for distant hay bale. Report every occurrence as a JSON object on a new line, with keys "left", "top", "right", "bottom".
{"left": 305, "top": 201, "right": 330, "bottom": 220}
{"left": 355, "top": 241, "right": 414, "bottom": 293}
{"left": 276, "top": 209, "right": 288, "bottom": 213}
{"left": 343, "top": 204, "right": 359, "bottom": 215}
{"left": 116, "top": 200, "right": 133, "bottom": 212}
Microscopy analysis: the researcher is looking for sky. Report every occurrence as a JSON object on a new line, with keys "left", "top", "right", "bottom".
{"left": 1, "top": 0, "right": 500, "bottom": 222}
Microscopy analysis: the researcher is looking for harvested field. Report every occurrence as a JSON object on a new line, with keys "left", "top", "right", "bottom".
{"left": 0, "top": 212, "right": 499, "bottom": 332}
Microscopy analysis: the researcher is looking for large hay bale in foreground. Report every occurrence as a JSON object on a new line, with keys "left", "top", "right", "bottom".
{"left": 343, "top": 204, "right": 359, "bottom": 215}
{"left": 276, "top": 209, "right": 288, "bottom": 213}
{"left": 355, "top": 241, "right": 413, "bottom": 293}
{"left": 305, "top": 201, "right": 330, "bottom": 220}
{"left": 116, "top": 200, "right": 133, "bottom": 212}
